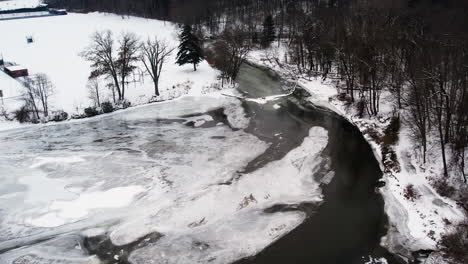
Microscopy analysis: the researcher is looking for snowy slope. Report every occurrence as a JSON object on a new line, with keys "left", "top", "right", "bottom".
{"left": 0, "top": 0, "right": 43, "bottom": 11}
{"left": 0, "top": 13, "right": 219, "bottom": 114}
{"left": 0, "top": 70, "right": 23, "bottom": 102}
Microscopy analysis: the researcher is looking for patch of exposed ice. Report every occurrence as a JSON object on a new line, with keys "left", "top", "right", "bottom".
{"left": 81, "top": 227, "right": 107, "bottom": 238}
{"left": 182, "top": 114, "right": 213, "bottom": 127}
{"left": 30, "top": 156, "right": 86, "bottom": 168}
{"left": 18, "top": 172, "right": 77, "bottom": 204}
{"left": 27, "top": 186, "right": 145, "bottom": 228}
{"left": 223, "top": 100, "right": 250, "bottom": 129}
{"left": 245, "top": 93, "right": 289, "bottom": 104}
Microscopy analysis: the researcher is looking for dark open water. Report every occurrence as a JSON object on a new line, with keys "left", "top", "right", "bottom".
{"left": 233, "top": 63, "right": 405, "bottom": 264}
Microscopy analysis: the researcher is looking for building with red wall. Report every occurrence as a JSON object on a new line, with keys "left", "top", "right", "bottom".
{"left": 4, "top": 65, "right": 28, "bottom": 78}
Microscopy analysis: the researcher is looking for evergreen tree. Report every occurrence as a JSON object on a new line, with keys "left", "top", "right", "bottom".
{"left": 261, "top": 15, "right": 275, "bottom": 48}
{"left": 252, "top": 31, "right": 259, "bottom": 44}
{"left": 176, "top": 24, "right": 203, "bottom": 71}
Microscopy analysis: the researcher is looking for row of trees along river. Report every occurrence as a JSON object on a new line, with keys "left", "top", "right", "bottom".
{"left": 47, "top": 0, "right": 468, "bottom": 183}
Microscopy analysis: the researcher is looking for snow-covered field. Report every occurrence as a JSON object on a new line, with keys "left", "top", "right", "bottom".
{"left": 0, "top": 12, "right": 219, "bottom": 115}
{"left": 0, "top": 0, "right": 43, "bottom": 11}
{"left": 0, "top": 71, "right": 23, "bottom": 108}
{"left": 248, "top": 46, "right": 466, "bottom": 260}
{"left": 0, "top": 94, "right": 329, "bottom": 263}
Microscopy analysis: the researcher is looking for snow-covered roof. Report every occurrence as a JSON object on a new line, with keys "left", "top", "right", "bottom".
{"left": 5, "top": 65, "right": 27, "bottom": 71}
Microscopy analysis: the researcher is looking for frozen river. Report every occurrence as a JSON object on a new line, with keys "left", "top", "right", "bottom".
{"left": 0, "top": 64, "right": 401, "bottom": 264}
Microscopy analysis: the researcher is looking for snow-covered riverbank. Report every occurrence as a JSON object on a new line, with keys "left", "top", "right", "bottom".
{"left": 248, "top": 47, "right": 466, "bottom": 262}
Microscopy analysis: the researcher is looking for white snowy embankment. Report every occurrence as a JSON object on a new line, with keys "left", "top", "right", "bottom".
{"left": 0, "top": 12, "right": 219, "bottom": 117}
{"left": 0, "top": 0, "right": 43, "bottom": 11}
{"left": 248, "top": 46, "right": 465, "bottom": 259}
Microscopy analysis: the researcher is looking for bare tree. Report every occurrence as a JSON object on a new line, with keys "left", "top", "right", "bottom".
{"left": 19, "top": 74, "right": 54, "bottom": 120}
{"left": 117, "top": 32, "right": 140, "bottom": 100}
{"left": 87, "top": 77, "right": 103, "bottom": 108}
{"left": 106, "top": 83, "right": 117, "bottom": 104}
{"left": 21, "top": 77, "right": 40, "bottom": 120}
{"left": 33, "top": 73, "right": 54, "bottom": 117}
{"left": 140, "top": 37, "right": 175, "bottom": 96}
{"left": 81, "top": 31, "right": 140, "bottom": 102}
{"left": 211, "top": 27, "right": 251, "bottom": 85}
{"left": 80, "top": 30, "right": 122, "bottom": 100}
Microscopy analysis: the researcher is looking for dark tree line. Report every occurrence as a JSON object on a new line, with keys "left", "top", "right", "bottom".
{"left": 191, "top": 0, "right": 468, "bottom": 183}
{"left": 51, "top": 0, "right": 467, "bottom": 181}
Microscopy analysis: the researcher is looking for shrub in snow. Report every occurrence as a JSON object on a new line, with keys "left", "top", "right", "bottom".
{"left": 101, "top": 102, "right": 114, "bottom": 113}
{"left": 0, "top": 108, "right": 13, "bottom": 122}
{"left": 337, "top": 92, "right": 353, "bottom": 104}
{"left": 440, "top": 221, "right": 468, "bottom": 264}
{"left": 382, "top": 115, "right": 400, "bottom": 145}
{"left": 382, "top": 145, "right": 400, "bottom": 173}
{"left": 432, "top": 178, "right": 456, "bottom": 198}
{"left": 14, "top": 105, "right": 33, "bottom": 123}
{"left": 71, "top": 113, "right": 85, "bottom": 120}
{"left": 84, "top": 107, "right": 99, "bottom": 117}
{"left": 50, "top": 110, "right": 69, "bottom": 122}
{"left": 356, "top": 98, "right": 366, "bottom": 118}
{"left": 403, "top": 184, "right": 421, "bottom": 201}
{"left": 118, "top": 100, "right": 131, "bottom": 109}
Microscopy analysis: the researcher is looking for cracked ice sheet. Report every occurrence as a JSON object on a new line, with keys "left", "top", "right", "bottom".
{"left": 123, "top": 127, "right": 329, "bottom": 264}
{"left": 0, "top": 96, "right": 330, "bottom": 264}
{"left": 0, "top": 96, "right": 259, "bottom": 245}
{"left": 27, "top": 186, "right": 146, "bottom": 228}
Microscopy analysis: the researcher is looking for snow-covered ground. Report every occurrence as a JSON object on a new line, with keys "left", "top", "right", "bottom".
{"left": 0, "top": 70, "right": 23, "bottom": 108}
{"left": 0, "top": 12, "right": 219, "bottom": 115}
{"left": 0, "top": 0, "right": 43, "bottom": 11}
{"left": 0, "top": 94, "right": 330, "bottom": 263}
{"left": 248, "top": 46, "right": 466, "bottom": 260}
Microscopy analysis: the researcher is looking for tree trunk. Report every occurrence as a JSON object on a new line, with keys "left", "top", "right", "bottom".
{"left": 96, "top": 87, "right": 101, "bottom": 108}
{"left": 438, "top": 111, "right": 449, "bottom": 178}
{"left": 111, "top": 87, "right": 116, "bottom": 104}
{"left": 121, "top": 79, "right": 126, "bottom": 101}
{"left": 112, "top": 75, "right": 122, "bottom": 101}
{"left": 154, "top": 81, "right": 160, "bottom": 96}
{"left": 461, "top": 147, "right": 466, "bottom": 183}
{"left": 422, "top": 136, "right": 427, "bottom": 164}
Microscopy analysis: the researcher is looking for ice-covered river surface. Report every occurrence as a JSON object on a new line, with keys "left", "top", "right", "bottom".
{"left": 0, "top": 64, "right": 402, "bottom": 264}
